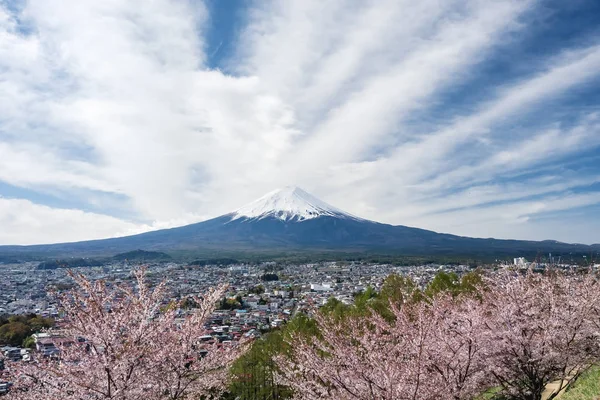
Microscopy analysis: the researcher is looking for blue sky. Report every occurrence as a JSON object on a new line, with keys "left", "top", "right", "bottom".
{"left": 0, "top": 0, "right": 600, "bottom": 245}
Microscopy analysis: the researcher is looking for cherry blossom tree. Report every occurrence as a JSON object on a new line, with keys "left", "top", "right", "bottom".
{"left": 481, "top": 269, "right": 600, "bottom": 400}
{"left": 6, "top": 268, "right": 245, "bottom": 400}
{"left": 277, "top": 295, "right": 490, "bottom": 400}
{"left": 276, "top": 269, "right": 600, "bottom": 400}
{"left": 276, "top": 303, "right": 428, "bottom": 399}
{"left": 425, "top": 295, "right": 490, "bottom": 399}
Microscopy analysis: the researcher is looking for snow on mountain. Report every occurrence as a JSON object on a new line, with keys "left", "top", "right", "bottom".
{"left": 230, "top": 186, "right": 359, "bottom": 222}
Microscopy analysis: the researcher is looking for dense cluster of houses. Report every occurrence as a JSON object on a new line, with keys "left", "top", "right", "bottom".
{"left": 1, "top": 259, "right": 507, "bottom": 376}
{"left": 2, "top": 259, "right": 554, "bottom": 395}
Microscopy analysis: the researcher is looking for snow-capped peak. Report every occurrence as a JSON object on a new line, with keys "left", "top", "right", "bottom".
{"left": 230, "top": 186, "right": 358, "bottom": 222}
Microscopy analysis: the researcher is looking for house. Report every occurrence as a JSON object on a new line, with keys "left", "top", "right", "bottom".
{"left": 310, "top": 283, "right": 333, "bottom": 292}
{"left": 32, "top": 332, "right": 73, "bottom": 356}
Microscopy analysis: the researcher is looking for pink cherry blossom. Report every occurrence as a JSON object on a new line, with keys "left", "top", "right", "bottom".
{"left": 277, "top": 269, "right": 600, "bottom": 400}
{"left": 5, "top": 267, "right": 245, "bottom": 400}
{"left": 481, "top": 269, "right": 600, "bottom": 400}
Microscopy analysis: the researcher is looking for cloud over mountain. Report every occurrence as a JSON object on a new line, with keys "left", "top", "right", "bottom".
{"left": 0, "top": 0, "right": 599, "bottom": 245}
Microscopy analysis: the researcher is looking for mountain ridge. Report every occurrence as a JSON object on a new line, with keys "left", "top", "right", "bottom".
{"left": 1, "top": 187, "right": 599, "bottom": 260}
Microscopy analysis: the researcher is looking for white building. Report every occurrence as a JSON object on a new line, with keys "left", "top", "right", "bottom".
{"left": 513, "top": 257, "right": 527, "bottom": 266}
{"left": 310, "top": 283, "right": 333, "bottom": 292}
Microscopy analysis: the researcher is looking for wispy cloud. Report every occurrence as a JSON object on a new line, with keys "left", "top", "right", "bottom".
{"left": 0, "top": 0, "right": 599, "bottom": 244}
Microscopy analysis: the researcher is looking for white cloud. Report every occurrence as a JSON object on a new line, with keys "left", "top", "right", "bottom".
{"left": 0, "top": 197, "right": 150, "bottom": 244}
{"left": 0, "top": 0, "right": 600, "bottom": 245}
{"left": 400, "top": 192, "right": 600, "bottom": 244}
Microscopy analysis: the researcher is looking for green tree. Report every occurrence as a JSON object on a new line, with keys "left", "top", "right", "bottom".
{"left": 219, "top": 297, "right": 242, "bottom": 310}
{"left": 250, "top": 285, "right": 265, "bottom": 295}
{"left": 261, "top": 273, "right": 279, "bottom": 282}
{"left": 282, "top": 313, "right": 319, "bottom": 339}
{"left": 459, "top": 270, "right": 485, "bottom": 296}
{"left": 0, "top": 322, "right": 32, "bottom": 346}
{"left": 379, "top": 273, "right": 422, "bottom": 305}
{"left": 22, "top": 335, "right": 36, "bottom": 349}
{"left": 225, "top": 314, "right": 318, "bottom": 399}
{"left": 425, "top": 271, "right": 462, "bottom": 297}
{"left": 28, "top": 316, "right": 54, "bottom": 333}
{"left": 226, "top": 331, "right": 293, "bottom": 400}
{"left": 424, "top": 270, "right": 485, "bottom": 299}
{"left": 320, "top": 297, "right": 352, "bottom": 319}
{"left": 179, "top": 297, "right": 199, "bottom": 310}
{"left": 8, "top": 315, "right": 28, "bottom": 324}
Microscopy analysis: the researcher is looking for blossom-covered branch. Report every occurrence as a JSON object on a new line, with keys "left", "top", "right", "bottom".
{"left": 277, "top": 269, "right": 600, "bottom": 400}
{"left": 7, "top": 267, "right": 245, "bottom": 400}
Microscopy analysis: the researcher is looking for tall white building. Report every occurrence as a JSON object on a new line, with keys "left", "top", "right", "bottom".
{"left": 513, "top": 257, "right": 527, "bottom": 266}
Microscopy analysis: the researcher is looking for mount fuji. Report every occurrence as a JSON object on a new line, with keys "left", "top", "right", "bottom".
{"left": 1, "top": 186, "right": 598, "bottom": 259}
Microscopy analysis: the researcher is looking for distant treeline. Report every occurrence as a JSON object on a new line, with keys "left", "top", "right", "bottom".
{"left": 36, "top": 250, "right": 173, "bottom": 269}
{"left": 112, "top": 249, "right": 172, "bottom": 261}
{"left": 37, "top": 258, "right": 107, "bottom": 270}
{"left": 0, "top": 255, "right": 20, "bottom": 264}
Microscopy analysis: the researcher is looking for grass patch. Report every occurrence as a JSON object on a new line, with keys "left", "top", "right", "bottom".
{"left": 476, "top": 387, "right": 502, "bottom": 399}
{"left": 561, "top": 366, "right": 600, "bottom": 400}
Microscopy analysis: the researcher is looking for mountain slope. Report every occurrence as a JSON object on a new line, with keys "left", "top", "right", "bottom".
{"left": 0, "top": 186, "right": 598, "bottom": 259}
